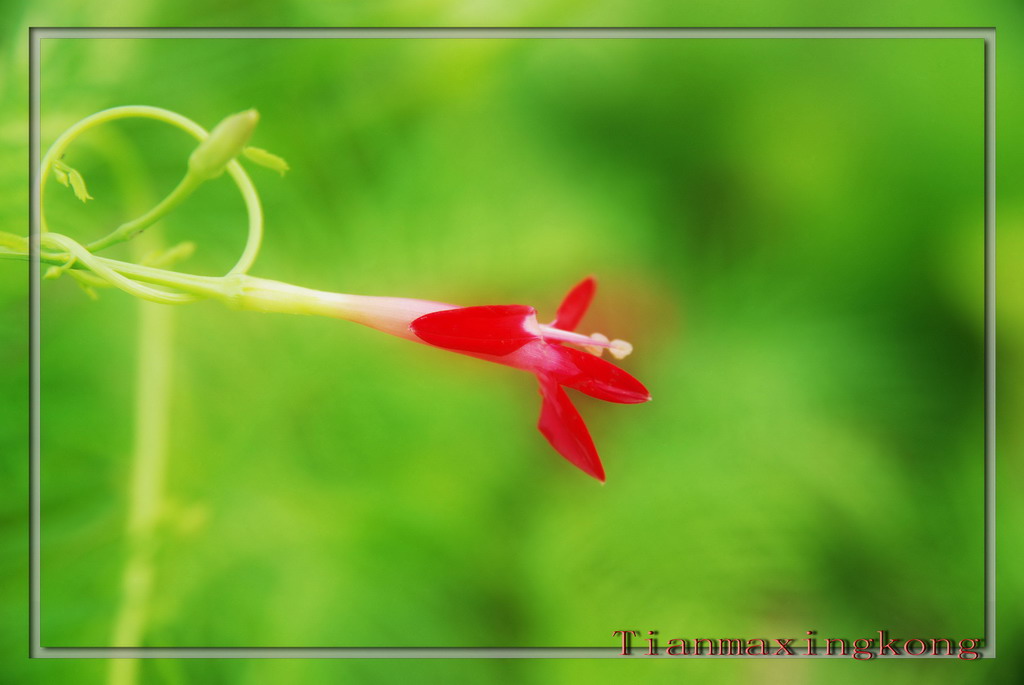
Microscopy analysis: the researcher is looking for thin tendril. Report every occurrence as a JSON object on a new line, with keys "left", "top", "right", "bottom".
{"left": 40, "top": 233, "right": 196, "bottom": 305}
{"left": 39, "top": 105, "right": 264, "bottom": 276}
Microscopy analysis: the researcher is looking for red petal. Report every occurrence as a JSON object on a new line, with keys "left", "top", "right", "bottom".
{"left": 411, "top": 305, "right": 540, "bottom": 357}
{"left": 553, "top": 276, "right": 596, "bottom": 332}
{"left": 538, "top": 375, "right": 605, "bottom": 481}
{"left": 547, "top": 346, "right": 651, "bottom": 404}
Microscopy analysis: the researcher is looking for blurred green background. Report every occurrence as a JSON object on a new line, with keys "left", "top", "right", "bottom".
{"left": 3, "top": 3, "right": 1023, "bottom": 685}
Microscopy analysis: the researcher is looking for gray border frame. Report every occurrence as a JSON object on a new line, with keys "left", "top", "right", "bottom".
{"left": 29, "top": 26, "right": 996, "bottom": 659}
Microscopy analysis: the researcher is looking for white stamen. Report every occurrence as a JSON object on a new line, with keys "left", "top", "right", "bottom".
{"left": 609, "top": 338, "right": 633, "bottom": 360}
{"left": 582, "top": 332, "right": 609, "bottom": 357}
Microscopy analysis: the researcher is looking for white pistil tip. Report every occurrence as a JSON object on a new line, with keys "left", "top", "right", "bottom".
{"left": 582, "top": 332, "right": 609, "bottom": 357}
{"left": 609, "top": 338, "right": 633, "bottom": 360}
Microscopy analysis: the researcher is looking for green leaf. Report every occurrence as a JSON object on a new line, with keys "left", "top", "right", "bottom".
{"left": 67, "top": 167, "right": 94, "bottom": 202}
{"left": 53, "top": 159, "right": 93, "bottom": 202}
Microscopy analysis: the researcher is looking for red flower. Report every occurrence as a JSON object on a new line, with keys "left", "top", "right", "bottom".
{"left": 409, "top": 278, "right": 650, "bottom": 481}
{"left": 247, "top": 275, "right": 650, "bottom": 480}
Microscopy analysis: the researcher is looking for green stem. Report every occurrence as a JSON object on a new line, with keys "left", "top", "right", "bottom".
{"left": 87, "top": 173, "right": 204, "bottom": 253}
{"left": 102, "top": 125, "right": 178, "bottom": 685}
{"left": 108, "top": 296, "right": 174, "bottom": 682}
{"left": 13, "top": 240, "right": 402, "bottom": 333}
{"left": 40, "top": 234, "right": 202, "bottom": 305}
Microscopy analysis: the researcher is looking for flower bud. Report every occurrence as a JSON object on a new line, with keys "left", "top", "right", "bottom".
{"left": 188, "top": 109, "right": 259, "bottom": 180}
